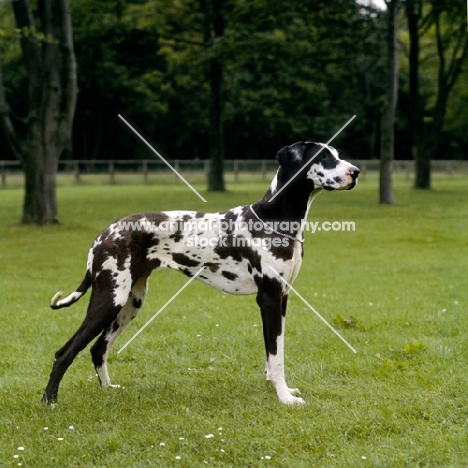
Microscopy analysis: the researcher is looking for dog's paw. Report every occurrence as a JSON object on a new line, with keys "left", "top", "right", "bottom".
{"left": 101, "top": 383, "right": 121, "bottom": 389}
{"left": 277, "top": 387, "right": 305, "bottom": 405}
{"left": 41, "top": 392, "right": 57, "bottom": 406}
{"left": 280, "top": 394, "right": 305, "bottom": 405}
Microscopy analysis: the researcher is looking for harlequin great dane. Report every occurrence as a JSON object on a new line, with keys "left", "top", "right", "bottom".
{"left": 42, "top": 142, "right": 359, "bottom": 405}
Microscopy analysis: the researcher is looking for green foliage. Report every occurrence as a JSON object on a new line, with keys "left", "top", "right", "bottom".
{"left": 1, "top": 0, "right": 467, "bottom": 162}
{"left": 2, "top": 0, "right": 384, "bottom": 161}
{"left": 1, "top": 173, "right": 468, "bottom": 465}
{"left": 398, "top": 0, "right": 468, "bottom": 160}
{"left": 403, "top": 341, "right": 428, "bottom": 356}
{"left": 332, "top": 314, "right": 358, "bottom": 329}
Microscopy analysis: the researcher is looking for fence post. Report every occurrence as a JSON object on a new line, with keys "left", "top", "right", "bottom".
{"left": 142, "top": 160, "right": 148, "bottom": 182}
{"left": 234, "top": 160, "right": 239, "bottom": 181}
{"left": 74, "top": 161, "right": 80, "bottom": 183}
{"left": 109, "top": 161, "right": 115, "bottom": 184}
{"left": 1, "top": 162, "right": 5, "bottom": 188}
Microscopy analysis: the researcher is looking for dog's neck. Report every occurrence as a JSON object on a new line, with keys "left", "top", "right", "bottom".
{"left": 254, "top": 170, "right": 321, "bottom": 225}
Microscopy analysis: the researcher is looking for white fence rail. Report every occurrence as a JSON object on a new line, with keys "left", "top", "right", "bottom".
{"left": 1, "top": 159, "right": 467, "bottom": 187}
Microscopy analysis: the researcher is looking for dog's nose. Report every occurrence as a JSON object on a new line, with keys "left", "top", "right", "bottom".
{"left": 349, "top": 166, "right": 360, "bottom": 179}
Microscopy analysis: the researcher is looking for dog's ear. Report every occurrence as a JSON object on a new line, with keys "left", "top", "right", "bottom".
{"left": 276, "top": 142, "right": 306, "bottom": 178}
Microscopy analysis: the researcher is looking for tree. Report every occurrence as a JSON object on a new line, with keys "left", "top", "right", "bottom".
{"left": 406, "top": 0, "right": 468, "bottom": 189}
{"left": 201, "top": 0, "right": 226, "bottom": 191}
{"left": 379, "top": 0, "right": 399, "bottom": 204}
{"left": 0, "top": 0, "right": 77, "bottom": 224}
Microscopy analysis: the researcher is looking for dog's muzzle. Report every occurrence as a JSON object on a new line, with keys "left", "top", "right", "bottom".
{"left": 346, "top": 165, "right": 360, "bottom": 190}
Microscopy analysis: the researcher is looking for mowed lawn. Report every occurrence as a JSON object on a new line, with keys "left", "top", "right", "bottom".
{"left": 1, "top": 173, "right": 467, "bottom": 467}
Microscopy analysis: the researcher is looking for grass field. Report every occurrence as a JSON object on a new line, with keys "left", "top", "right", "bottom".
{"left": 1, "top": 173, "right": 467, "bottom": 467}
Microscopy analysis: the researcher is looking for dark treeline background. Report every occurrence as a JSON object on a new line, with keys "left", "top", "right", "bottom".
{"left": 1, "top": 0, "right": 467, "bottom": 163}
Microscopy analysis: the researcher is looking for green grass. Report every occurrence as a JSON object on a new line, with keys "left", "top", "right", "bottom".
{"left": 1, "top": 173, "right": 468, "bottom": 467}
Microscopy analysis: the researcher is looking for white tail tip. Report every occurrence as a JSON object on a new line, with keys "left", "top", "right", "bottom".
{"left": 50, "top": 291, "right": 63, "bottom": 307}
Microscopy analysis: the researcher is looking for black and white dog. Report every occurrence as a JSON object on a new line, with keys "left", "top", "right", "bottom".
{"left": 42, "top": 142, "right": 359, "bottom": 405}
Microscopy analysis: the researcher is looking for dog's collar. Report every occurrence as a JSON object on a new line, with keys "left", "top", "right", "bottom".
{"left": 249, "top": 205, "right": 304, "bottom": 243}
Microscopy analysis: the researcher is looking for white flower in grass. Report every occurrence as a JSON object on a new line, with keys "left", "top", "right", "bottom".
{"left": 57, "top": 437, "right": 64, "bottom": 441}
{"left": 175, "top": 456, "right": 181, "bottom": 460}
{"left": 205, "top": 434, "right": 214, "bottom": 439}
{"left": 68, "top": 425, "right": 74, "bottom": 430}
{"left": 17, "top": 447, "right": 25, "bottom": 451}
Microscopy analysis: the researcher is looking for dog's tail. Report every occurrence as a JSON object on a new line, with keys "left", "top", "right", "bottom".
{"left": 50, "top": 270, "right": 93, "bottom": 310}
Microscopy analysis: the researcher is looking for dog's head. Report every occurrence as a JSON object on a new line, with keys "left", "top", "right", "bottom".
{"left": 276, "top": 141, "right": 360, "bottom": 192}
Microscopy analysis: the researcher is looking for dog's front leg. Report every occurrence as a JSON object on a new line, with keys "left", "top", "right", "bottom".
{"left": 257, "top": 287, "right": 304, "bottom": 405}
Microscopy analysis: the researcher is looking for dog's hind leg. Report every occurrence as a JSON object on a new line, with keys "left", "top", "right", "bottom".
{"left": 257, "top": 280, "right": 304, "bottom": 405}
{"left": 42, "top": 276, "right": 128, "bottom": 405}
{"left": 90, "top": 275, "right": 149, "bottom": 388}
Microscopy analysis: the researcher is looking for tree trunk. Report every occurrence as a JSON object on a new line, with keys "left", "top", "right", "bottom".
{"left": 406, "top": 0, "right": 430, "bottom": 189}
{"left": 207, "top": 56, "right": 225, "bottom": 191}
{"left": 413, "top": 135, "right": 431, "bottom": 190}
{"left": 201, "top": 0, "right": 225, "bottom": 191}
{"left": 379, "top": 0, "right": 398, "bottom": 204}
{"left": 406, "top": 0, "right": 468, "bottom": 190}
{"left": 0, "top": 0, "right": 77, "bottom": 224}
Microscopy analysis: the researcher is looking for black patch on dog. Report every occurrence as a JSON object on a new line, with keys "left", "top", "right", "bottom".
{"left": 220, "top": 211, "right": 239, "bottom": 234}
{"left": 169, "top": 231, "right": 183, "bottom": 242}
{"left": 270, "top": 238, "right": 297, "bottom": 262}
{"left": 110, "top": 320, "right": 120, "bottom": 333}
{"left": 318, "top": 151, "right": 339, "bottom": 169}
{"left": 214, "top": 236, "right": 261, "bottom": 272}
{"left": 172, "top": 253, "right": 200, "bottom": 267}
{"left": 222, "top": 271, "right": 238, "bottom": 281}
{"left": 204, "top": 262, "right": 220, "bottom": 272}
{"left": 132, "top": 298, "right": 142, "bottom": 309}
{"left": 256, "top": 275, "right": 286, "bottom": 356}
